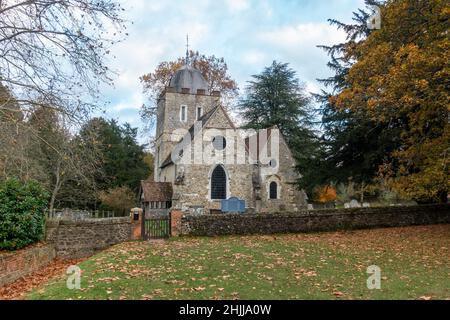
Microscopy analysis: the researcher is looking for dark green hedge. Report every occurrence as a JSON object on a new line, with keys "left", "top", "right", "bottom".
{"left": 0, "top": 178, "right": 49, "bottom": 250}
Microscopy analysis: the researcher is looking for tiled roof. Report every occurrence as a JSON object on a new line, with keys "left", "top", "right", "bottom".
{"left": 140, "top": 179, "right": 173, "bottom": 202}
{"left": 160, "top": 153, "right": 175, "bottom": 169}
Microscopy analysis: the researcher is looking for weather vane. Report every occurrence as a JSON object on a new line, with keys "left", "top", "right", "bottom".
{"left": 185, "top": 34, "right": 190, "bottom": 65}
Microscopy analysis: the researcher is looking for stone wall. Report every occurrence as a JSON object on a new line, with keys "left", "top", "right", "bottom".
{"left": 257, "top": 134, "right": 307, "bottom": 213}
{"left": 0, "top": 243, "right": 55, "bottom": 287}
{"left": 46, "top": 217, "right": 131, "bottom": 258}
{"left": 178, "top": 204, "right": 450, "bottom": 236}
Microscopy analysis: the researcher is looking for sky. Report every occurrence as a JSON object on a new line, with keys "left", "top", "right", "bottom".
{"left": 98, "top": 0, "right": 367, "bottom": 145}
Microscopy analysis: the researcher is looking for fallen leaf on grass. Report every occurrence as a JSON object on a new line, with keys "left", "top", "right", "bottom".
{"left": 0, "top": 258, "right": 85, "bottom": 300}
{"left": 193, "top": 286, "right": 206, "bottom": 291}
{"left": 333, "top": 291, "right": 344, "bottom": 297}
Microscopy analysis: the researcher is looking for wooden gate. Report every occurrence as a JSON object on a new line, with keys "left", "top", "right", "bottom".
{"left": 142, "top": 215, "right": 171, "bottom": 239}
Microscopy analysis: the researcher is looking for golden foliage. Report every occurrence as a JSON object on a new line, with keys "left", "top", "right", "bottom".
{"left": 314, "top": 185, "right": 337, "bottom": 203}
{"left": 332, "top": 0, "right": 450, "bottom": 201}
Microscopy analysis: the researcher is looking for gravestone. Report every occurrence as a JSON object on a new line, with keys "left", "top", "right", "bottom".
{"left": 349, "top": 199, "right": 362, "bottom": 208}
{"left": 221, "top": 197, "right": 246, "bottom": 213}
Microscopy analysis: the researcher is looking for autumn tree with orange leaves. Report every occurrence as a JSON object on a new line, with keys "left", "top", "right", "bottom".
{"left": 313, "top": 185, "right": 337, "bottom": 203}
{"left": 331, "top": 0, "right": 449, "bottom": 202}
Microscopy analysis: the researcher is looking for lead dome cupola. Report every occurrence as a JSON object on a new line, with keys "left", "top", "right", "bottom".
{"left": 168, "top": 65, "right": 209, "bottom": 94}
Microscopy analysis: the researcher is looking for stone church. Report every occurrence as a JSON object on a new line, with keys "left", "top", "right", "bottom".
{"left": 140, "top": 59, "right": 307, "bottom": 215}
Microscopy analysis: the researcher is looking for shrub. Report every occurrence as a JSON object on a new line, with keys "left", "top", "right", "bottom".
{"left": 98, "top": 186, "right": 136, "bottom": 216}
{"left": 0, "top": 178, "right": 49, "bottom": 250}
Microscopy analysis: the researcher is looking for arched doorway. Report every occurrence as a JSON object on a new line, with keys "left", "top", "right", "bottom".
{"left": 211, "top": 165, "right": 227, "bottom": 200}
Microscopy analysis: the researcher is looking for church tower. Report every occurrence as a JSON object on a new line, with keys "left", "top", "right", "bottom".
{"left": 154, "top": 57, "right": 221, "bottom": 182}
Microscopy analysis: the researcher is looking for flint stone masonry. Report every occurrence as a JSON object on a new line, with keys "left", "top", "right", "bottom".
{"left": 179, "top": 204, "right": 450, "bottom": 236}
{"left": 0, "top": 243, "right": 56, "bottom": 287}
{"left": 46, "top": 217, "right": 131, "bottom": 258}
{"left": 153, "top": 66, "right": 308, "bottom": 213}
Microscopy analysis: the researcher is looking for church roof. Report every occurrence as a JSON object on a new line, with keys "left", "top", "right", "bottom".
{"left": 159, "top": 105, "right": 235, "bottom": 169}
{"left": 140, "top": 179, "right": 173, "bottom": 202}
{"left": 168, "top": 65, "right": 209, "bottom": 94}
{"left": 160, "top": 155, "right": 173, "bottom": 169}
{"left": 244, "top": 125, "right": 295, "bottom": 163}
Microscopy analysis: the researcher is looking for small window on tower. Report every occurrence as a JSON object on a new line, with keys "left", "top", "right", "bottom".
{"left": 180, "top": 105, "right": 187, "bottom": 122}
{"left": 197, "top": 107, "right": 203, "bottom": 120}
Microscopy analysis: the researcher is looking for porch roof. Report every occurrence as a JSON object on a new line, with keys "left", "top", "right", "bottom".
{"left": 140, "top": 180, "right": 173, "bottom": 202}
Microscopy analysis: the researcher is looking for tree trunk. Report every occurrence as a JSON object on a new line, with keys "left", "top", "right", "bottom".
{"left": 360, "top": 183, "right": 365, "bottom": 203}
{"left": 49, "top": 160, "right": 62, "bottom": 212}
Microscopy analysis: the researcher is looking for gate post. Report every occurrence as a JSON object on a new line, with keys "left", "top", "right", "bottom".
{"left": 130, "top": 208, "right": 143, "bottom": 240}
{"left": 170, "top": 210, "right": 183, "bottom": 237}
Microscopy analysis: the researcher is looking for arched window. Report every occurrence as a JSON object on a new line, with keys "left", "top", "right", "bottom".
{"left": 269, "top": 181, "right": 278, "bottom": 199}
{"left": 211, "top": 165, "right": 227, "bottom": 200}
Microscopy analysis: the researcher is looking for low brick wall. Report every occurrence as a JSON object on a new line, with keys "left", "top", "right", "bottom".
{"left": 46, "top": 217, "right": 131, "bottom": 258}
{"left": 179, "top": 204, "right": 450, "bottom": 236}
{"left": 0, "top": 243, "right": 56, "bottom": 287}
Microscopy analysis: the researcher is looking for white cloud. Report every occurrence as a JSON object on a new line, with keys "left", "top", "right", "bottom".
{"left": 305, "top": 81, "right": 321, "bottom": 95}
{"left": 242, "top": 50, "right": 266, "bottom": 65}
{"left": 112, "top": 91, "right": 142, "bottom": 112}
{"left": 256, "top": 23, "right": 348, "bottom": 93}
{"left": 130, "top": 1, "right": 167, "bottom": 13}
{"left": 102, "top": 7, "right": 211, "bottom": 110}
{"left": 261, "top": 0, "right": 273, "bottom": 18}
{"left": 94, "top": 0, "right": 363, "bottom": 144}
{"left": 259, "top": 23, "right": 347, "bottom": 49}
{"left": 225, "top": 0, "right": 250, "bottom": 12}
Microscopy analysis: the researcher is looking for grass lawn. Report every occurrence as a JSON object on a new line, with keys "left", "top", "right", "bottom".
{"left": 26, "top": 225, "right": 449, "bottom": 300}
